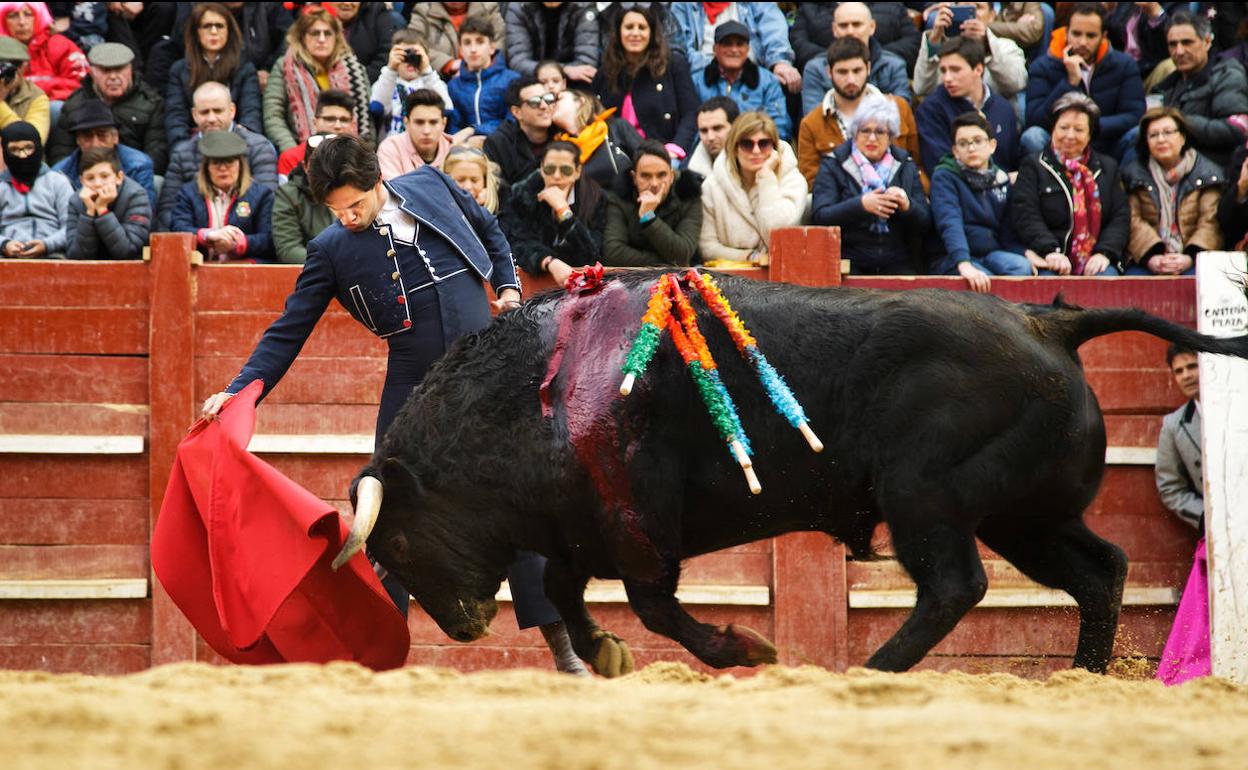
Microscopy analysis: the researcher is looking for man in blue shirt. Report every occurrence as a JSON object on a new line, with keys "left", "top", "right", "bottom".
{"left": 52, "top": 99, "right": 156, "bottom": 209}
{"left": 693, "top": 21, "right": 791, "bottom": 140}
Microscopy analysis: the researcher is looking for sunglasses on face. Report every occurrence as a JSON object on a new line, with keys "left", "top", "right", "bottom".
{"left": 737, "top": 137, "right": 773, "bottom": 152}
{"left": 522, "top": 93, "right": 557, "bottom": 109}
{"left": 199, "top": 22, "right": 226, "bottom": 32}
{"left": 542, "top": 163, "right": 577, "bottom": 177}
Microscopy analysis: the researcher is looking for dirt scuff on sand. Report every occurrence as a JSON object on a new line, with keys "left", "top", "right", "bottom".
{"left": 2, "top": 663, "right": 1247, "bottom": 770}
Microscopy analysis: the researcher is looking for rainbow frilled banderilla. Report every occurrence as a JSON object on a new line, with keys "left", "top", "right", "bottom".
{"left": 620, "top": 270, "right": 823, "bottom": 494}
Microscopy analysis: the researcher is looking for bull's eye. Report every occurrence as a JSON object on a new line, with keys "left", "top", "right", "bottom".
{"left": 389, "top": 533, "right": 409, "bottom": 560}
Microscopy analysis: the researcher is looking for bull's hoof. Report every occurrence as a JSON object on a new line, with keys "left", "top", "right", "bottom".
{"left": 590, "top": 630, "right": 635, "bottom": 678}
{"left": 724, "top": 624, "right": 778, "bottom": 667}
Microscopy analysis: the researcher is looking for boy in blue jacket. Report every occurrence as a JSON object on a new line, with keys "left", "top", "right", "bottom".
{"left": 447, "top": 16, "right": 519, "bottom": 137}
{"left": 929, "top": 112, "right": 1034, "bottom": 292}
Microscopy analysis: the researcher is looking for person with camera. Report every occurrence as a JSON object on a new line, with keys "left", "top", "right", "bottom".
{"left": 368, "top": 28, "right": 450, "bottom": 141}
{"left": 912, "top": 3, "right": 1027, "bottom": 101}
{"left": 65, "top": 145, "right": 150, "bottom": 261}
{"left": 0, "top": 36, "right": 47, "bottom": 141}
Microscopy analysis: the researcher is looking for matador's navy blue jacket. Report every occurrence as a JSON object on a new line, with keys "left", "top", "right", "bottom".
{"left": 225, "top": 165, "right": 521, "bottom": 399}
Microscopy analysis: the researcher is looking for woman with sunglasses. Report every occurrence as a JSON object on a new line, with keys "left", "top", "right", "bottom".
{"left": 503, "top": 139, "right": 605, "bottom": 284}
{"left": 263, "top": 6, "right": 371, "bottom": 153}
{"left": 699, "top": 111, "right": 806, "bottom": 265}
{"left": 811, "top": 95, "right": 930, "bottom": 275}
{"left": 165, "top": 3, "right": 262, "bottom": 147}
{"left": 591, "top": 5, "right": 699, "bottom": 155}
{"left": 551, "top": 88, "right": 639, "bottom": 193}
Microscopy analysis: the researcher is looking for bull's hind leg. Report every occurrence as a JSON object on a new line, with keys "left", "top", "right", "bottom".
{"left": 542, "top": 557, "right": 635, "bottom": 677}
{"left": 866, "top": 519, "right": 988, "bottom": 672}
{"left": 622, "top": 562, "right": 778, "bottom": 669}
{"left": 977, "top": 517, "right": 1127, "bottom": 672}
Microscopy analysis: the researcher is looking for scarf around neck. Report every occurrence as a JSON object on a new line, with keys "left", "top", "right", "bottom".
{"left": 1147, "top": 148, "right": 1197, "bottom": 254}
{"left": 1055, "top": 143, "right": 1101, "bottom": 274}
{"left": 557, "top": 108, "right": 617, "bottom": 164}
{"left": 284, "top": 53, "right": 358, "bottom": 143}
{"left": 850, "top": 142, "right": 896, "bottom": 234}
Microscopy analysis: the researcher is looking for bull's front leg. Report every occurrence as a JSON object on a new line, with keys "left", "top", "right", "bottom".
{"left": 622, "top": 564, "right": 777, "bottom": 669}
{"left": 543, "top": 557, "right": 635, "bottom": 677}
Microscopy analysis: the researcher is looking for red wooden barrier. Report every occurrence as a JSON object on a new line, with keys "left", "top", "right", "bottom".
{"left": 0, "top": 229, "right": 1201, "bottom": 677}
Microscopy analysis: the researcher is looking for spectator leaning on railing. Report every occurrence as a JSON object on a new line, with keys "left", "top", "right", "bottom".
{"left": 66, "top": 145, "right": 150, "bottom": 261}
{"left": 1121, "top": 107, "right": 1223, "bottom": 276}
{"left": 170, "top": 130, "right": 274, "bottom": 264}
{"left": 603, "top": 139, "right": 702, "bottom": 268}
{"left": 0, "top": 120, "right": 70, "bottom": 259}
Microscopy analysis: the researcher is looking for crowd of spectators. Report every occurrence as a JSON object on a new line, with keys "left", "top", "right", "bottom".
{"left": 0, "top": 1, "right": 1245, "bottom": 292}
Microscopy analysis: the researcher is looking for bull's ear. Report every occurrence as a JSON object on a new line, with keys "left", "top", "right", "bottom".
{"left": 378, "top": 456, "right": 424, "bottom": 498}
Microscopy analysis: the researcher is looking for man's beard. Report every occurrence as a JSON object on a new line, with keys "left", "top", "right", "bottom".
{"left": 833, "top": 82, "right": 863, "bottom": 101}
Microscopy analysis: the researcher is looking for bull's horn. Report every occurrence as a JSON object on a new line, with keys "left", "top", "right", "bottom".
{"left": 331, "top": 476, "right": 383, "bottom": 571}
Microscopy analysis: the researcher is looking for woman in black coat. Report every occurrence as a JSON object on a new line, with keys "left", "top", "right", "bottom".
{"left": 1009, "top": 92, "right": 1130, "bottom": 276}
{"left": 503, "top": 140, "right": 607, "bottom": 284}
{"left": 165, "top": 3, "right": 263, "bottom": 146}
{"left": 591, "top": 4, "right": 699, "bottom": 153}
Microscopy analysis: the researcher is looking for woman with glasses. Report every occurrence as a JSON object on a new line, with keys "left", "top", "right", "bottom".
{"left": 1009, "top": 92, "right": 1129, "bottom": 277}
{"left": 591, "top": 5, "right": 698, "bottom": 155}
{"left": 263, "top": 6, "right": 371, "bottom": 153}
{"left": 503, "top": 139, "right": 605, "bottom": 284}
{"left": 700, "top": 111, "right": 807, "bottom": 265}
{"left": 443, "top": 144, "right": 503, "bottom": 215}
{"left": 165, "top": 3, "right": 262, "bottom": 146}
{"left": 1120, "top": 107, "right": 1223, "bottom": 276}
{"left": 170, "top": 130, "right": 274, "bottom": 263}
{"left": 811, "top": 95, "right": 930, "bottom": 275}
{"left": 929, "top": 111, "right": 1032, "bottom": 293}
{"left": 551, "top": 87, "right": 639, "bottom": 192}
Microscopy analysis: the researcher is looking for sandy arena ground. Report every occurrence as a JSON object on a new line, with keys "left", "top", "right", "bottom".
{"left": 1, "top": 662, "right": 1246, "bottom": 770}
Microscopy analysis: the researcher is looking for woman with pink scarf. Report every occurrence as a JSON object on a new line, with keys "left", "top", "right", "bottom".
{"left": 262, "top": 5, "right": 371, "bottom": 153}
{"left": 1009, "top": 91, "right": 1130, "bottom": 276}
{"left": 0, "top": 2, "right": 86, "bottom": 101}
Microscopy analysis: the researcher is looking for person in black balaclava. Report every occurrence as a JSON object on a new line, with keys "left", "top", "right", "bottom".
{"left": 1, "top": 120, "right": 73, "bottom": 258}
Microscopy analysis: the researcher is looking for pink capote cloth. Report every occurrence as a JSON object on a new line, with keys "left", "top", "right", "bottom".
{"left": 1156, "top": 538, "right": 1211, "bottom": 686}
{"left": 151, "top": 379, "right": 410, "bottom": 669}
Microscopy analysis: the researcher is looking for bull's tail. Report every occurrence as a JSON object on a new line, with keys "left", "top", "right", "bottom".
{"left": 1033, "top": 298, "right": 1248, "bottom": 359}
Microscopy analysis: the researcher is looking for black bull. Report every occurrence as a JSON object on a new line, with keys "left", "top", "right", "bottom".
{"left": 335, "top": 272, "right": 1248, "bottom": 677}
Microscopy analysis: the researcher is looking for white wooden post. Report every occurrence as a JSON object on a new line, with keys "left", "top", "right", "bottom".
{"left": 1196, "top": 251, "right": 1248, "bottom": 683}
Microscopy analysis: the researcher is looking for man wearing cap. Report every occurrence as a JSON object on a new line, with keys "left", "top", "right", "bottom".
{"left": 50, "top": 100, "right": 156, "bottom": 210}
{"left": 169, "top": 130, "right": 274, "bottom": 263}
{"left": 197, "top": 134, "right": 592, "bottom": 676}
{"left": 156, "top": 81, "right": 278, "bottom": 231}
{"left": 692, "top": 21, "right": 792, "bottom": 140}
{"left": 46, "top": 42, "right": 167, "bottom": 174}
{"left": 0, "top": 37, "right": 49, "bottom": 142}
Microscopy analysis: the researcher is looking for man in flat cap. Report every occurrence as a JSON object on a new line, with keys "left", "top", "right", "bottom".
{"left": 46, "top": 42, "right": 167, "bottom": 174}
{"left": 51, "top": 99, "right": 156, "bottom": 209}
{"left": 0, "top": 37, "right": 49, "bottom": 142}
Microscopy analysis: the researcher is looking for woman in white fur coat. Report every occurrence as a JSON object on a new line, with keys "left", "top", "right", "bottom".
{"left": 699, "top": 111, "right": 807, "bottom": 264}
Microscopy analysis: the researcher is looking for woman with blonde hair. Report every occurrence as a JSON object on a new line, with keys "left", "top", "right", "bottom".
{"left": 700, "top": 111, "right": 807, "bottom": 264}
{"left": 550, "top": 87, "right": 640, "bottom": 192}
{"left": 170, "top": 130, "right": 274, "bottom": 262}
{"left": 442, "top": 144, "right": 502, "bottom": 215}
{"left": 263, "top": 5, "right": 371, "bottom": 152}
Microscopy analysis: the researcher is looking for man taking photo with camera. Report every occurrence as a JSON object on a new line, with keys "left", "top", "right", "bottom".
{"left": 369, "top": 28, "right": 451, "bottom": 140}
{"left": 0, "top": 37, "right": 49, "bottom": 142}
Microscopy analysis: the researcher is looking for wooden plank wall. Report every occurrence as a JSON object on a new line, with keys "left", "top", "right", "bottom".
{"left": 0, "top": 260, "right": 152, "bottom": 673}
{"left": 0, "top": 231, "right": 1203, "bottom": 678}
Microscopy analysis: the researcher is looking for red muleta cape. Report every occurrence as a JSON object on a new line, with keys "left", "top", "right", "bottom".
{"left": 151, "top": 380, "right": 410, "bottom": 669}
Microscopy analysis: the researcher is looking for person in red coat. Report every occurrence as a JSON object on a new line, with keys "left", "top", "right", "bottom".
{"left": 0, "top": 2, "right": 87, "bottom": 101}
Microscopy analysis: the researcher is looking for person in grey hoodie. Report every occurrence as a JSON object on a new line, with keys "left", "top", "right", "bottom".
{"left": 67, "top": 145, "right": 151, "bottom": 260}
{"left": 0, "top": 121, "right": 71, "bottom": 258}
